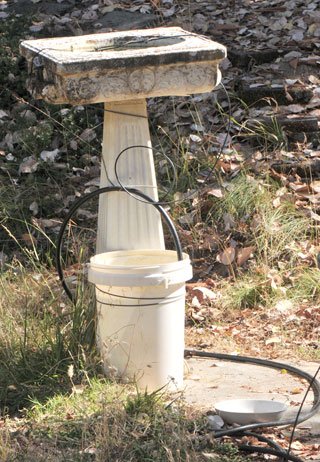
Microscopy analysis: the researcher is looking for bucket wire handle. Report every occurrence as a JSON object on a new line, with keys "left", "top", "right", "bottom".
{"left": 56, "top": 186, "right": 183, "bottom": 303}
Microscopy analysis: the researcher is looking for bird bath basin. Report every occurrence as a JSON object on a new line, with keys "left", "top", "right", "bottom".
{"left": 20, "top": 27, "right": 226, "bottom": 104}
{"left": 20, "top": 27, "right": 226, "bottom": 252}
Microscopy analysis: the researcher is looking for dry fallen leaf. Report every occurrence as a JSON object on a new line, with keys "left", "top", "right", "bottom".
{"left": 42, "top": 219, "right": 61, "bottom": 228}
{"left": 274, "top": 300, "right": 294, "bottom": 314}
{"left": 191, "top": 296, "right": 201, "bottom": 308}
{"left": 191, "top": 287, "right": 216, "bottom": 303}
{"left": 18, "top": 157, "right": 39, "bottom": 175}
{"left": 218, "top": 247, "right": 236, "bottom": 265}
{"left": 202, "top": 235, "right": 218, "bottom": 251}
{"left": 237, "top": 246, "right": 255, "bottom": 266}
{"left": 291, "top": 388, "right": 304, "bottom": 395}
{"left": 21, "top": 234, "right": 37, "bottom": 247}
{"left": 178, "top": 210, "right": 197, "bottom": 225}
{"left": 40, "top": 149, "right": 60, "bottom": 162}
{"left": 290, "top": 441, "right": 304, "bottom": 450}
{"left": 310, "top": 181, "right": 320, "bottom": 193}
{"left": 79, "top": 128, "right": 97, "bottom": 142}
{"left": 162, "top": 5, "right": 175, "bottom": 18}
{"left": 223, "top": 213, "right": 235, "bottom": 231}
{"left": 206, "top": 187, "right": 224, "bottom": 198}
{"left": 265, "top": 336, "right": 281, "bottom": 346}
{"left": 29, "top": 201, "right": 39, "bottom": 216}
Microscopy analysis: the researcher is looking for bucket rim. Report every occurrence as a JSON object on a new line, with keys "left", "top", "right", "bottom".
{"left": 89, "top": 249, "right": 191, "bottom": 271}
{"left": 88, "top": 249, "right": 192, "bottom": 286}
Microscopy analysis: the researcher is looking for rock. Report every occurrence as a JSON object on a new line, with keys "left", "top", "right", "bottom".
{"left": 207, "top": 414, "right": 224, "bottom": 430}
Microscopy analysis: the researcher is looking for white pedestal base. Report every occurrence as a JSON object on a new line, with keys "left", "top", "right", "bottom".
{"left": 97, "top": 99, "right": 165, "bottom": 253}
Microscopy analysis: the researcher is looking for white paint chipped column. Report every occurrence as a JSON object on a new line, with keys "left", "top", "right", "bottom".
{"left": 96, "top": 99, "right": 165, "bottom": 253}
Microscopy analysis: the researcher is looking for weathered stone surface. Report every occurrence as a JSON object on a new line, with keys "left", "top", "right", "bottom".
{"left": 20, "top": 27, "right": 227, "bottom": 104}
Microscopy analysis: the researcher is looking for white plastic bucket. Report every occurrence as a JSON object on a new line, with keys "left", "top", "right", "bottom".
{"left": 88, "top": 249, "right": 192, "bottom": 391}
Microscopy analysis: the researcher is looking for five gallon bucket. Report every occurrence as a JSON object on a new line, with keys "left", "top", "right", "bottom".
{"left": 88, "top": 249, "right": 192, "bottom": 391}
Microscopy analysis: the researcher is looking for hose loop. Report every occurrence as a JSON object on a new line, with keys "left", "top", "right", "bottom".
{"left": 56, "top": 186, "right": 183, "bottom": 303}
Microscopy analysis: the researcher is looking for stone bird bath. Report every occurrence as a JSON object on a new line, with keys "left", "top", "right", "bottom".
{"left": 20, "top": 27, "right": 226, "bottom": 390}
{"left": 20, "top": 26, "right": 226, "bottom": 253}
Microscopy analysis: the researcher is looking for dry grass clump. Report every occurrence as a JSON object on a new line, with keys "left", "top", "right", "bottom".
{"left": 0, "top": 379, "right": 248, "bottom": 462}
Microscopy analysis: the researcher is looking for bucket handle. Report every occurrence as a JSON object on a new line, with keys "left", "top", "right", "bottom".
{"left": 56, "top": 186, "right": 183, "bottom": 303}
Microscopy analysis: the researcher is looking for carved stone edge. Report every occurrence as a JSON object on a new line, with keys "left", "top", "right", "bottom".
{"left": 28, "top": 61, "right": 222, "bottom": 104}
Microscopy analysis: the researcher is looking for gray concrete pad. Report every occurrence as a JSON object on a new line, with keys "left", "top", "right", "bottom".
{"left": 182, "top": 354, "right": 320, "bottom": 452}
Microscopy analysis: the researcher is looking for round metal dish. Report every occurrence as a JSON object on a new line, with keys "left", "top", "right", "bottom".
{"left": 214, "top": 399, "right": 288, "bottom": 425}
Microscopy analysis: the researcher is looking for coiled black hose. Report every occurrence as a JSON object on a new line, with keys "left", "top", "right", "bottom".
{"left": 185, "top": 349, "right": 320, "bottom": 434}
{"left": 56, "top": 186, "right": 183, "bottom": 303}
{"left": 185, "top": 349, "right": 320, "bottom": 461}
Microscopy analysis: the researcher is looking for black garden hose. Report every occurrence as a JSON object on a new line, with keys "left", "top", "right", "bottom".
{"left": 235, "top": 445, "right": 304, "bottom": 462}
{"left": 185, "top": 349, "right": 320, "bottom": 433}
{"left": 56, "top": 186, "right": 183, "bottom": 303}
{"left": 185, "top": 349, "right": 320, "bottom": 462}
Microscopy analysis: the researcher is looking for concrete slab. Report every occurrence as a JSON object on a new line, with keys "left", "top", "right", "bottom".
{"left": 182, "top": 353, "right": 320, "bottom": 447}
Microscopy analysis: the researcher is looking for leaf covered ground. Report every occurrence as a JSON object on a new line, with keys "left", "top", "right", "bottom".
{"left": 0, "top": 0, "right": 320, "bottom": 460}
{"left": 1, "top": 0, "right": 319, "bottom": 359}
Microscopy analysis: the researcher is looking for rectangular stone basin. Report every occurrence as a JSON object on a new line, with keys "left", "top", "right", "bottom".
{"left": 20, "top": 26, "right": 227, "bottom": 104}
